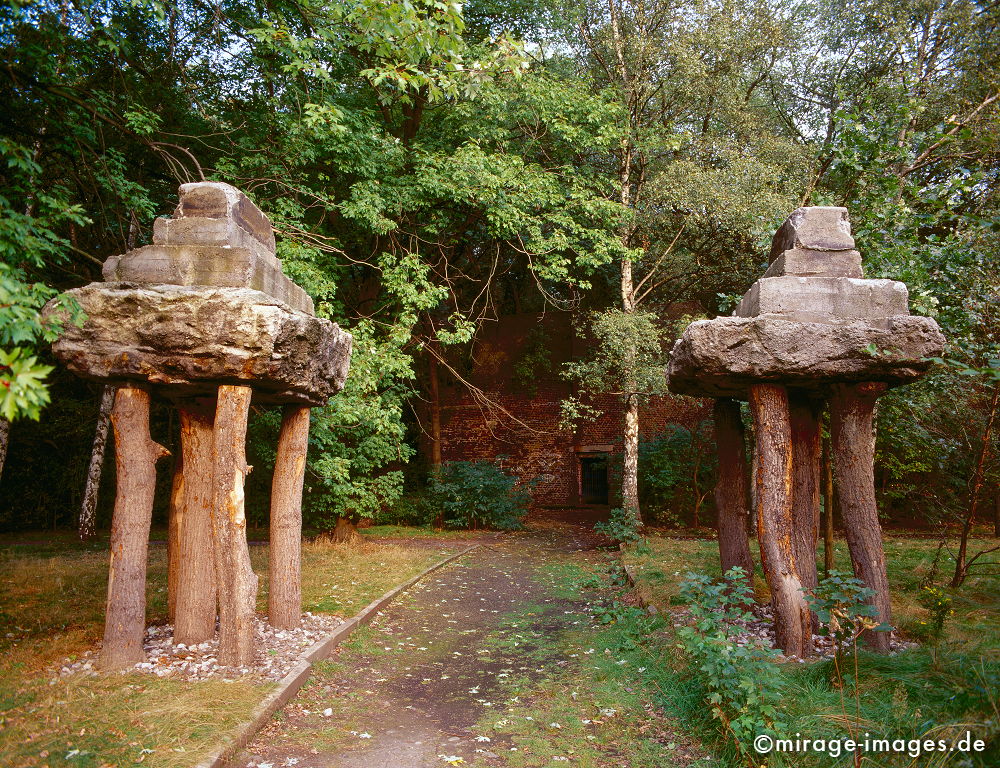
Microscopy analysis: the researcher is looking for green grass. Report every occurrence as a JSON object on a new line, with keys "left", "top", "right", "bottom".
{"left": 0, "top": 531, "right": 461, "bottom": 767}
{"left": 357, "top": 524, "right": 488, "bottom": 539}
{"left": 623, "top": 533, "right": 1000, "bottom": 767}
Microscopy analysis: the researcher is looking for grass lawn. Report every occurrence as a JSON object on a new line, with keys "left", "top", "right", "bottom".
{"left": 0, "top": 530, "right": 462, "bottom": 768}
{"left": 622, "top": 531, "right": 1000, "bottom": 766}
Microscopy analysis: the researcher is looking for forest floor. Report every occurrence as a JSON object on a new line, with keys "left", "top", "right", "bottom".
{"left": 0, "top": 532, "right": 474, "bottom": 767}
{"left": 236, "top": 521, "right": 710, "bottom": 768}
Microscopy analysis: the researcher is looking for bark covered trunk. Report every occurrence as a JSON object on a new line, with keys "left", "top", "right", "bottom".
{"left": 174, "top": 404, "right": 218, "bottom": 645}
{"left": 822, "top": 426, "right": 836, "bottom": 577}
{"left": 269, "top": 405, "right": 310, "bottom": 629}
{"left": 789, "top": 393, "right": 822, "bottom": 610}
{"left": 713, "top": 398, "right": 754, "bottom": 582}
{"left": 211, "top": 385, "right": 257, "bottom": 666}
{"left": 749, "top": 384, "right": 812, "bottom": 658}
{"left": 622, "top": 393, "right": 641, "bottom": 523}
{"left": 830, "top": 382, "right": 892, "bottom": 651}
{"left": 100, "top": 386, "right": 169, "bottom": 670}
{"left": 79, "top": 385, "right": 116, "bottom": 541}
{"left": 167, "top": 442, "right": 184, "bottom": 622}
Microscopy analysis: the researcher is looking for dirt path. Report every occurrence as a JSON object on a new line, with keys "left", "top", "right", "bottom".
{"left": 237, "top": 524, "right": 704, "bottom": 768}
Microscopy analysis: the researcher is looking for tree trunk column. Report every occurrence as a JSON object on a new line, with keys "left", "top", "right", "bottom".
{"left": 100, "top": 386, "right": 169, "bottom": 670}
{"left": 749, "top": 383, "right": 812, "bottom": 658}
{"left": 789, "top": 392, "right": 822, "bottom": 608}
{"left": 829, "top": 382, "right": 892, "bottom": 652}
{"left": 211, "top": 385, "right": 258, "bottom": 666}
{"left": 268, "top": 405, "right": 310, "bottom": 629}
{"left": 713, "top": 398, "right": 754, "bottom": 582}
{"left": 174, "top": 404, "right": 218, "bottom": 645}
{"left": 80, "top": 384, "right": 116, "bottom": 541}
{"left": 622, "top": 393, "right": 641, "bottom": 523}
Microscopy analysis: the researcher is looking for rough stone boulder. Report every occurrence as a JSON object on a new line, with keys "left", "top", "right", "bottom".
{"left": 46, "top": 284, "right": 351, "bottom": 406}
{"left": 667, "top": 315, "right": 944, "bottom": 398}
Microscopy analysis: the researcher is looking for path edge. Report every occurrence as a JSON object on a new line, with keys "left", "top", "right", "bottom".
{"left": 194, "top": 543, "right": 480, "bottom": 768}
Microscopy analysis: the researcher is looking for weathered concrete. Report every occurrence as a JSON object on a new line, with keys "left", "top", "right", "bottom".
{"left": 102, "top": 182, "right": 313, "bottom": 314}
{"left": 763, "top": 248, "right": 863, "bottom": 279}
{"left": 736, "top": 276, "right": 909, "bottom": 323}
{"left": 46, "top": 283, "right": 351, "bottom": 406}
{"left": 667, "top": 315, "right": 942, "bottom": 398}
{"left": 768, "top": 206, "right": 855, "bottom": 260}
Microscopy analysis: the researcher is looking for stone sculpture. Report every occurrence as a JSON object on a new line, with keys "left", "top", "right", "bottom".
{"left": 668, "top": 206, "right": 944, "bottom": 656}
{"left": 45, "top": 182, "right": 352, "bottom": 670}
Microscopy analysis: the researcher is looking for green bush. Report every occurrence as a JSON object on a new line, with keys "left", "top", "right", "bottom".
{"left": 593, "top": 506, "right": 642, "bottom": 544}
{"left": 638, "top": 420, "right": 716, "bottom": 526}
{"left": 422, "top": 461, "right": 532, "bottom": 530}
{"left": 677, "top": 567, "right": 786, "bottom": 758}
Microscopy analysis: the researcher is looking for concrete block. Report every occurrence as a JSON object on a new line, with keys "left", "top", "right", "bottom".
{"left": 763, "top": 248, "right": 863, "bottom": 278}
{"left": 768, "top": 206, "right": 855, "bottom": 262}
{"left": 173, "top": 182, "right": 276, "bottom": 253}
{"left": 736, "top": 276, "right": 908, "bottom": 321}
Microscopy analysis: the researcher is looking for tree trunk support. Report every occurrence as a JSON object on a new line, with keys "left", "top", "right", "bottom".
{"left": 211, "top": 385, "right": 257, "bottom": 666}
{"left": 789, "top": 391, "right": 822, "bottom": 627}
{"left": 174, "top": 402, "right": 219, "bottom": 645}
{"left": 100, "top": 386, "right": 169, "bottom": 670}
{"left": 829, "top": 382, "right": 892, "bottom": 651}
{"left": 268, "top": 405, "right": 310, "bottom": 629}
{"left": 749, "top": 383, "right": 812, "bottom": 658}
{"left": 713, "top": 398, "right": 754, "bottom": 583}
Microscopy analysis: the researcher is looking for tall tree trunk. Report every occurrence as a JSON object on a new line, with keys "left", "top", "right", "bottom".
{"left": 269, "top": 405, "right": 310, "bottom": 629}
{"left": 749, "top": 384, "right": 812, "bottom": 658}
{"left": 994, "top": 483, "right": 999, "bottom": 538}
{"left": 713, "top": 398, "right": 754, "bottom": 583}
{"left": 789, "top": 393, "right": 822, "bottom": 622}
{"left": 822, "top": 425, "right": 836, "bottom": 577}
{"left": 951, "top": 383, "right": 999, "bottom": 587}
{"left": 167, "top": 442, "right": 184, "bottom": 622}
{"left": 100, "top": 386, "right": 169, "bottom": 670}
{"left": 211, "top": 385, "right": 257, "bottom": 666}
{"left": 0, "top": 418, "right": 9, "bottom": 483}
{"left": 829, "top": 382, "right": 892, "bottom": 651}
{"left": 80, "top": 385, "right": 116, "bottom": 541}
{"left": 622, "top": 393, "right": 641, "bottom": 523}
{"left": 175, "top": 404, "right": 218, "bottom": 645}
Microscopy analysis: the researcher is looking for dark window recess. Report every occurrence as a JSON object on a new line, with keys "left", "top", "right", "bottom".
{"left": 580, "top": 455, "right": 609, "bottom": 505}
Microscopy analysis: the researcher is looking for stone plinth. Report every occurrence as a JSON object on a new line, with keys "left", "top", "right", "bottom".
{"left": 46, "top": 284, "right": 351, "bottom": 406}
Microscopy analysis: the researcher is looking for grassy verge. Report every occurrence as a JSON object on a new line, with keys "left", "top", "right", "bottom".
{"left": 623, "top": 533, "right": 1000, "bottom": 767}
{"left": 0, "top": 532, "right": 460, "bottom": 768}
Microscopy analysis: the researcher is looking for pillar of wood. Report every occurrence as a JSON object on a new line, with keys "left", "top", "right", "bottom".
{"left": 829, "top": 381, "right": 892, "bottom": 652}
{"left": 211, "top": 385, "right": 258, "bottom": 666}
{"left": 174, "top": 403, "right": 219, "bottom": 645}
{"left": 749, "top": 383, "right": 812, "bottom": 658}
{"left": 167, "top": 447, "right": 184, "bottom": 622}
{"left": 789, "top": 392, "right": 822, "bottom": 613}
{"left": 713, "top": 398, "right": 754, "bottom": 583}
{"left": 100, "top": 386, "right": 169, "bottom": 670}
{"left": 268, "top": 405, "right": 310, "bottom": 629}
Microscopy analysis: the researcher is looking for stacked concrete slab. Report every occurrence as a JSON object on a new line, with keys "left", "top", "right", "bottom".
{"left": 669, "top": 206, "right": 943, "bottom": 397}
{"left": 47, "top": 182, "right": 350, "bottom": 405}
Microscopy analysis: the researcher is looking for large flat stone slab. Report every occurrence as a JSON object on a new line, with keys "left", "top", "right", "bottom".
{"left": 667, "top": 314, "right": 944, "bottom": 398}
{"left": 45, "top": 284, "right": 351, "bottom": 405}
{"left": 736, "top": 276, "right": 909, "bottom": 322}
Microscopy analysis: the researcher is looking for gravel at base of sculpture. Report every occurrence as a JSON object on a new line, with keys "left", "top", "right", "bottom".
{"left": 48, "top": 283, "right": 351, "bottom": 406}
{"left": 56, "top": 613, "right": 345, "bottom": 682}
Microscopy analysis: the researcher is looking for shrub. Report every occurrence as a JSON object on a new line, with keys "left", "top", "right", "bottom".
{"left": 638, "top": 420, "right": 716, "bottom": 526}
{"left": 422, "top": 461, "right": 532, "bottom": 530}
{"left": 593, "top": 506, "right": 642, "bottom": 544}
{"left": 677, "top": 567, "right": 786, "bottom": 757}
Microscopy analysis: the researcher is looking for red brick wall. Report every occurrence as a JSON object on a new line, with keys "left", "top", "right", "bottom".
{"left": 432, "top": 311, "right": 710, "bottom": 508}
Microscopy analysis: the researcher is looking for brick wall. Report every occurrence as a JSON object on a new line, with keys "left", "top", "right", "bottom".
{"left": 430, "top": 311, "right": 710, "bottom": 508}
